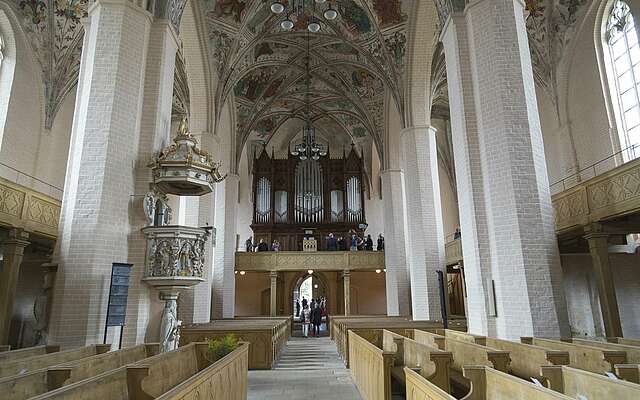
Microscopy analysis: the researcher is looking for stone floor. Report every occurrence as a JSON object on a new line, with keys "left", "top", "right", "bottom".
{"left": 247, "top": 337, "right": 362, "bottom": 399}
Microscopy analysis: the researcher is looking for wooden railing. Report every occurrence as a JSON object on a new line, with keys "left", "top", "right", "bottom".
{"left": 0, "top": 177, "right": 61, "bottom": 238}
{"left": 445, "top": 239, "right": 462, "bottom": 266}
{"left": 235, "top": 251, "right": 385, "bottom": 272}
{"left": 552, "top": 156, "right": 640, "bottom": 234}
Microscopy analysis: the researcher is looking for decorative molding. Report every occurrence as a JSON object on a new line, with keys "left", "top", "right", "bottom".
{"left": 0, "top": 177, "right": 61, "bottom": 237}
{"left": 552, "top": 157, "right": 640, "bottom": 232}
{"left": 235, "top": 250, "right": 385, "bottom": 272}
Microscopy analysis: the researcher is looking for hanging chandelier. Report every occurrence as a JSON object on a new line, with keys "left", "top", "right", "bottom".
{"left": 271, "top": 0, "right": 339, "bottom": 32}
{"left": 290, "top": 27, "right": 327, "bottom": 161}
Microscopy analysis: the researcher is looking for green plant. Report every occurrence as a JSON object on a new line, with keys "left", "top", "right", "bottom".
{"left": 206, "top": 334, "right": 239, "bottom": 362}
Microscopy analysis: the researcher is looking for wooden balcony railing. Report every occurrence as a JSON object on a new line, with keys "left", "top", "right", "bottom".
{"left": 235, "top": 251, "right": 385, "bottom": 272}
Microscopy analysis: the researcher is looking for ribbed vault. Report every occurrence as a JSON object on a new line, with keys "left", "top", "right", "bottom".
{"left": 201, "top": 0, "right": 413, "bottom": 161}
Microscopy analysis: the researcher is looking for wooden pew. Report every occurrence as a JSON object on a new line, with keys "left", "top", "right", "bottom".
{"left": 609, "top": 337, "right": 640, "bottom": 347}
{"left": 0, "top": 345, "right": 10, "bottom": 352}
{"left": 461, "top": 366, "right": 573, "bottom": 400}
{"left": 381, "top": 330, "right": 453, "bottom": 394}
{"left": 31, "top": 342, "right": 249, "bottom": 400}
{"left": 155, "top": 343, "right": 248, "bottom": 400}
{"left": 412, "top": 330, "right": 511, "bottom": 373}
{"left": 564, "top": 337, "right": 640, "bottom": 363}
{"left": 334, "top": 319, "right": 441, "bottom": 366}
{"left": 522, "top": 337, "right": 627, "bottom": 374}
{"left": 542, "top": 365, "right": 640, "bottom": 399}
{"left": 0, "top": 345, "right": 60, "bottom": 363}
{"left": 0, "top": 344, "right": 160, "bottom": 400}
{"left": 0, "top": 344, "right": 111, "bottom": 378}
{"left": 433, "top": 329, "right": 570, "bottom": 379}
{"left": 615, "top": 364, "right": 640, "bottom": 384}
{"left": 348, "top": 330, "right": 394, "bottom": 400}
{"left": 404, "top": 368, "right": 456, "bottom": 400}
{"left": 180, "top": 318, "right": 289, "bottom": 369}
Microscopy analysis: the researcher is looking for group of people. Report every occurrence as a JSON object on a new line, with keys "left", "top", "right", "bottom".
{"left": 296, "top": 297, "right": 327, "bottom": 337}
{"left": 245, "top": 233, "right": 385, "bottom": 252}
{"left": 325, "top": 231, "right": 384, "bottom": 252}
{"left": 245, "top": 237, "right": 281, "bottom": 252}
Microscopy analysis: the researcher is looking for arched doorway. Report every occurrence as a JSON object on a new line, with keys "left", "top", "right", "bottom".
{"left": 291, "top": 272, "right": 329, "bottom": 336}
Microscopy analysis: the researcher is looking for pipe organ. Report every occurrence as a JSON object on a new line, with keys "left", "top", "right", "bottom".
{"left": 251, "top": 147, "right": 366, "bottom": 251}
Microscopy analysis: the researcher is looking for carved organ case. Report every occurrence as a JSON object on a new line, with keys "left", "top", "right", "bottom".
{"left": 252, "top": 147, "right": 366, "bottom": 250}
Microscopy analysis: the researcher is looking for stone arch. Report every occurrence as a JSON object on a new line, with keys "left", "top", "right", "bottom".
{"left": 403, "top": 0, "right": 440, "bottom": 128}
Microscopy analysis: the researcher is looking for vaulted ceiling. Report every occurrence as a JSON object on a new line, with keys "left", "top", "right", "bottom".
{"left": 200, "top": 0, "right": 412, "bottom": 156}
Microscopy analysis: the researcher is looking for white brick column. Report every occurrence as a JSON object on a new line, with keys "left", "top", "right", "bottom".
{"left": 400, "top": 126, "right": 446, "bottom": 320}
{"left": 125, "top": 18, "right": 180, "bottom": 346}
{"left": 381, "top": 169, "right": 411, "bottom": 316}
{"left": 49, "top": 0, "right": 153, "bottom": 348}
{"left": 440, "top": 13, "right": 494, "bottom": 336}
{"left": 448, "top": 0, "right": 570, "bottom": 339}
{"left": 212, "top": 173, "right": 239, "bottom": 319}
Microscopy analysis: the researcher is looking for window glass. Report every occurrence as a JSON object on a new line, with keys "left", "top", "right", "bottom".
{"left": 607, "top": 1, "right": 640, "bottom": 160}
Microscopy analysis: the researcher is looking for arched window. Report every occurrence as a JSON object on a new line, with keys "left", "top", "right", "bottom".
{"left": 606, "top": 0, "right": 640, "bottom": 160}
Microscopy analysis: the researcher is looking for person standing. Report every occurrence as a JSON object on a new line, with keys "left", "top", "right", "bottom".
{"left": 301, "top": 305, "right": 311, "bottom": 338}
{"left": 302, "top": 297, "right": 308, "bottom": 309}
{"left": 271, "top": 240, "right": 280, "bottom": 251}
{"left": 311, "top": 303, "right": 322, "bottom": 336}
{"left": 337, "top": 236, "right": 346, "bottom": 251}
{"left": 327, "top": 233, "right": 337, "bottom": 251}
{"left": 245, "top": 237, "right": 254, "bottom": 252}
{"left": 365, "top": 234, "right": 374, "bottom": 251}
{"left": 257, "top": 238, "right": 269, "bottom": 252}
{"left": 350, "top": 234, "right": 358, "bottom": 251}
{"left": 377, "top": 234, "right": 384, "bottom": 251}
{"left": 295, "top": 299, "right": 300, "bottom": 318}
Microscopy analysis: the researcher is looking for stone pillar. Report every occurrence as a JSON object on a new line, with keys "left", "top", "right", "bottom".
{"left": 442, "top": 0, "right": 570, "bottom": 339}
{"left": 342, "top": 270, "right": 351, "bottom": 316}
{"left": 440, "top": 12, "right": 494, "bottom": 336}
{"left": 49, "top": 0, "right": 153, "bottom": 348}
{"left": 213, "top": 174, "right": 239, "bottom": 319}
{"left": 381, "top": 170, "right": 411, "bottom": 316}
{"left": 400, "top": 126, "right": 446, "bottom": 320}
{"left": 0, "top": 229, "right": 30, "bottom": 344}
{"left": 585, "top": 233, "right": 623, "bottom": 337}
{"left": 270, "top": 271, "right": 278, "bottom": 317}
{"left": 125, "top": 17, "right": 180, "bottom": 346}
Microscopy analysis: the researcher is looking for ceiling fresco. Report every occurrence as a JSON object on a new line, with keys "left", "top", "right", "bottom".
{"left": 201, "top": 0, "right": 413, "bottom": 159}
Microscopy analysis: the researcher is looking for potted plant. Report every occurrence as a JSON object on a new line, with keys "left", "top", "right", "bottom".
{"left": 205, "top": 334, "right": 239, "bottom": 362}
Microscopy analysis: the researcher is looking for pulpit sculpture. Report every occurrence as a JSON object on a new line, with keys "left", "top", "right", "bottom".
{"left": 142, "top": 118, "right": 225, "bottom": 351}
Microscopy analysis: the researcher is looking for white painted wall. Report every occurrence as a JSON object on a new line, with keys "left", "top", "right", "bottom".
{"left": 0, "top": 14, "right": 72, "bottom": 200}
{"left": 561, "top": 253, "right": 640, "bottom": 338}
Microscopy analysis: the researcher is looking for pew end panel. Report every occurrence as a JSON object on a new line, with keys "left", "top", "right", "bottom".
{"left": 404, "top": 367, "right": 456, "bottom": 400}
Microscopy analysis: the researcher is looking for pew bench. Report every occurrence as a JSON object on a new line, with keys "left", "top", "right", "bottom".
{"left": 0, "top": 344, "right": 111, "bottom": 378}
{"left": 335, "top": 319, "right": 441, "bottom": 366}
{"left": 412, "top": 330, "right": 511, "bottom": 373}
{"left": 522, "top": 337, "right": 627, "bottom": 374}
{"left": 30, "top": 342, "right": 249, "bottom": 400}
{"left": 348, "top": 330, "right": 394, "bottom": 400}
{"left": 0, "top": 345, "right": 60, "bottom": 363}
{"left": 542, "top": 365, "right": 640, "bottom": 400}
{"left": 0, "top": 345, "right": 10, "bottom": 352}
{"left": 180, "top": 318, "right": 289, "bottom": 369}
{"left": 461, "top": 366, "right": 574, "bottom": 400}
{"left": 0, "top": 344, "right": 160, "bottom": 400}
{"left": 381, "top": 330, "right": 453, "bottom": 394}
{"left": 565, "top": 337, "right": 640, "bottom": 363}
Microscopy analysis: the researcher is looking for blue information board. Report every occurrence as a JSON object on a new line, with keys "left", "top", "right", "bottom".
{"left": 105, "top": 263, "right": 132, "bottom": 327}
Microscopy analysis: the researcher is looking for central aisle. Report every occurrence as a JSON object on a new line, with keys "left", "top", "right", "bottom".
{"left": 247, "top": 337, "right": 363, "bottom": 399}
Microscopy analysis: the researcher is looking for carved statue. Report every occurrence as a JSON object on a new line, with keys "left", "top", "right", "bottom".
{"left": 160, "top": 299, "right": 179, "bottom": 352}
{"left": 33, "top": 264, "right": 57, "bottom": 345}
